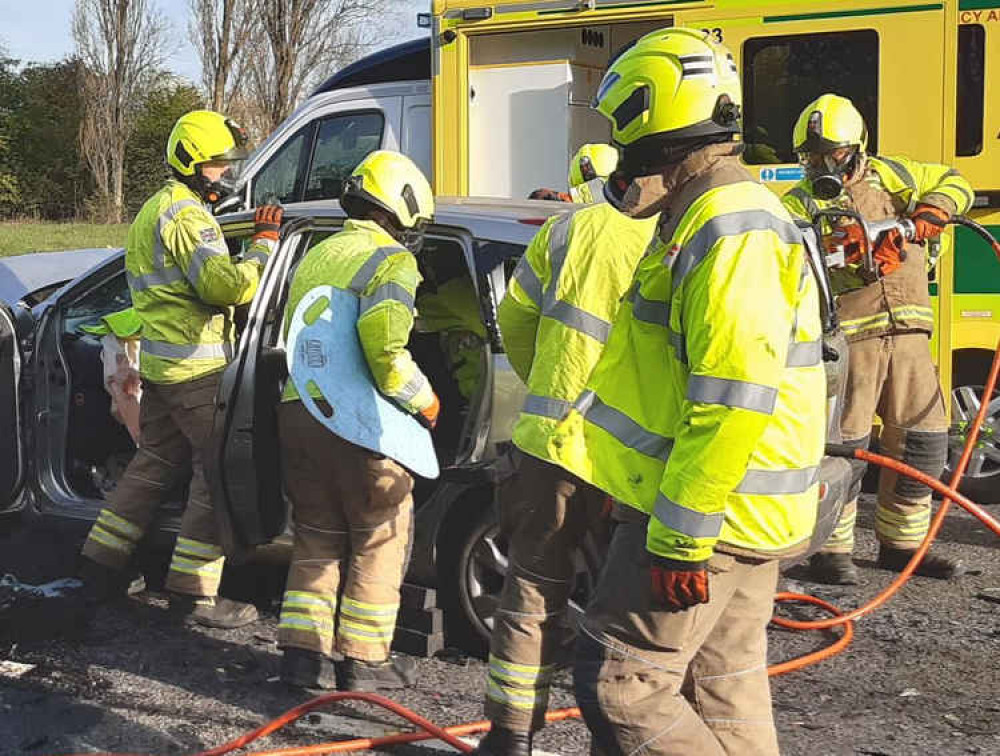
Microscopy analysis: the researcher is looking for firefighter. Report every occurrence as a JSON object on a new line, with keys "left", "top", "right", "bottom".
{"left": 79, "top": 110, "right": 280, "bottom": 628}
{"left": 544, "top": 28, "right": 826, "bottom": 755}
{"left": 783, "top": 94, "right": 971, "bottom": 585}
{"left": 527, "top": 143, "right": 618, "bottom": 204}
{"left": 471, "top": 151, "right": 658, "bottom": 754}
{"left": 277, "top": 151, "right": 438, "bottom": 692}
{"left": 567, "top": 143, "right": 619, "bottom": 203}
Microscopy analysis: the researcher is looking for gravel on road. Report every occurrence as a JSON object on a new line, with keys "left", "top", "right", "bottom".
{"left": 1, "top": 496, "right": 997, "bottom": 756}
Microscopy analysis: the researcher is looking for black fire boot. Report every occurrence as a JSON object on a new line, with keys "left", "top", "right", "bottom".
{"left": 77, "top": 559, "right": 144, "bottom": 604}
{"left": 337, "top": 654, "right": 417, "bottom": 691}
{"left": 471, "top": 726, "right": 533, "bottom": 756}
{"left": 169, "top": 594, "right": 259, "bottom": 629}
{"left": 877, "top": 545, "right": 965, "bottom": 580}
{"left": 807, "top": 552, "right": 860, "bottom": 585}
{"left": 280, "top": 648, "right": 339, "bottom": 690}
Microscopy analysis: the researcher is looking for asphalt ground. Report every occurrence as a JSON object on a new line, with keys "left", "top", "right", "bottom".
{"left": 1, "top": 494, "right": 998, "bottom": 756}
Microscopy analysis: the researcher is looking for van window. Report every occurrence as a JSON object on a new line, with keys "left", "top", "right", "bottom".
{"left": 957, "top": 24, "right": 986, "bottom": 157}
{"left": 303, "top": 112, "right": 385, "bottom": 202}
{"left": 252, "top": 128, "right": 310, "bottom": 206}
{"left": 743, "top": 31, "right": 879, "bottom": 165}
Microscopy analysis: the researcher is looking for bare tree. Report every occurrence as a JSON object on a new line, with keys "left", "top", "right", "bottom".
{"left": 73, "top": 0, "right": 171, "bottom": 223}
{"left": 188, "top": 0, "right": 257, "bottom": 112}
{"left": 248, "top": 0, "right": 395, "bottom": 134}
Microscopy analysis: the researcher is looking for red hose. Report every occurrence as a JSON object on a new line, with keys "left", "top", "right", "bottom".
{"left": 54, "top": 339, "right": 1000, "bottom": 756}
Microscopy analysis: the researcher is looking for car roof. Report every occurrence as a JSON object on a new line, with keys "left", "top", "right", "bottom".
{"left": 223, "top": 197, "right": 569, "bottom": 248}
{"left": 311, "top": 38, "right": 430, "bottom": 95}
{"left": 0, "top": 247, "right": 121, "bottom": 308}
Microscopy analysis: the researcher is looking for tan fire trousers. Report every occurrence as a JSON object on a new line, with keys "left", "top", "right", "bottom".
{"left": 81, "top": 372, "right": 226, "bottom": 597}
{"left": 485, "top": 451, "right": 607, "bottom": 733}
{"left": 277, "top": 401, "right": 414, "bottom": 662}
{"left": 824, "top": 332, "right": 949, "bottom": 553}
{"left": 574, "top": 511, "right": 780, "bottom": 756}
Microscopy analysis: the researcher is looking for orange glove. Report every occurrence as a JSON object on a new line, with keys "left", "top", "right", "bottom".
{"left": 253, "top": 204, "right": 284, "bottom": 241}
{"left": 910, "top": 203, "right": 950, "bottom": 242}
{"left": 416, "top": 393, "right": 440, "bottom": 430}
{"left": 874, "top": 228, "right": 905, "bottom": 276}
{"left": 824, "top": 221, "right": 866, "bottom": 265}
{"left": 649, "top": 556, "right": 709, "bottom": 611}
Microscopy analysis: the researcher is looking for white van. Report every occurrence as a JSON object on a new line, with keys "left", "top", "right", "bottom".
{"left": 219, "top": 39, "right": 433, "bottom": 215}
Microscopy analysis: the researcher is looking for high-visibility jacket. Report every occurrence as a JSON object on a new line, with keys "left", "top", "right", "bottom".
{"left": 783, "top": 156, "right": 972, "bottom": 342}
{"left": 128, "top": 180, "right": 270, "bottom": 384}
{"left": 415, "top": 276, "right": 486, "bottom": 400}
{"left": 569, "top": 178, "right": 607, "bottom": 205}
{"left": 281, "top": 219, "right": 436, "bottom": 415}
{"left": 549, "top": 161, "right": 826, "bottom": 564}
{"left": 499, "top": 203, "right": 657, "bottom": 465}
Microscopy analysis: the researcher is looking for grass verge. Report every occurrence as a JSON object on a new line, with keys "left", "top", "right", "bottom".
{"left": 0, "top": 221, "right": 128, "bottom": 256}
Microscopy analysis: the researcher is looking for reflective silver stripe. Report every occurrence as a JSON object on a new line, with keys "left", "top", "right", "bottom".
{"left": 186, "top": 244, "right": 228, "bottom": 284}
{"left": 512, "top": 259, "right": 543, "bottom": 306}
{"left": 360, "top": 282, "right": 415, "bottom": 314}
{"left": 672, "top": 210, "right": 803, "bottom": 295}
{"left": 127, "top": 267, "right": 185, "bottom": 292}
{"left": 141, "top": 338, "right": 232, "bottom": 361}
{"left": 546, "top": 300, "right": 611, "bottom": 342}
{"left": 653, "top": 493, "right": 724, "bottom": 538}
{"left": 546, "top": 214, "right": 573, "bottom": 285}
{"left": 786, "top": 339, "right": 822, "bottom": 367}
{"left": 630, "top": 286, "right": 670, "bottom": 327}
{"left": 669, "top": 329, "right": 687, "bottom": 364}
{"left": 348, "top": 246, "right": 407, "bottom": 294}
{"left": 522, "top": 394, "right": 571, "bottom": 420}
{"left": 878, "top": 156, "right": 917, "bottom": 192}
{"left": 577, "top": 389, "right": 674, "bottom": 461}
{"left": 392, "top": 371, "right": 429, "bottom": 404}
{"left": 786, "top": 187, "right": 820, "bottom": 221}
{"left": 154, "top": 198, "right": 203, "bottom": 269}
{"left": 245, "top": 249, "right": 269, "bottom": 265}
{"left": 686, "top": 375, "right": 777, "bottom": 414}
{"left": 540, "top": 213, "right": 610, "bottom": 341}
{"left": 735, "top": 466, "right": 820, "bottom": 495}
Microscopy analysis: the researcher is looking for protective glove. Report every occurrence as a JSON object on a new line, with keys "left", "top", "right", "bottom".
{"left": 824, "top": 221, "right": 866, "bottom": 266}
{"left": 649, "top": 555, "right": 709, "bottom": 612}
{"left": 415, "top": 392, "right": 440, "bottom": 430}
{"left": 910, "top": 203, "right": 950, "bottom": 242}
{"left": 253, "top": 204, "right": 284, "bottom": 242}
{"left": 528, "top": 188, "right": 573, "bottom": 203}
{"left": 874, "top": 228, "right": 905, "bottom": 276}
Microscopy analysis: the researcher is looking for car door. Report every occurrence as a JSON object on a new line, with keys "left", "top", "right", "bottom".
{"left": 207, "top": 217, "right": 337, "bottom": 558}
{"left": 0, "top": 303, "right": 24, "bottom": 513}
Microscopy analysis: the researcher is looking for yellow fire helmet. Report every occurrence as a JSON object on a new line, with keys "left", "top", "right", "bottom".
{"left": 592, "top": 26, "right": 742, "bottom": 148}
{"left": 568, "top": 143, "right": 619, "bottom": 188}
{"left": 166, "top": 110, "right": 249, "bottom": 177}
{"left": 793, "top": 94, "right": 868, "bottom": 155}
{"left": 342, "top": 150, "right": 435, "bottom": 230}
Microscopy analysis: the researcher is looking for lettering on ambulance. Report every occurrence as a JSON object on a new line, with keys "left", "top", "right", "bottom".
{"left": 960, "top": 10, "right": 1000, "bottom": 23}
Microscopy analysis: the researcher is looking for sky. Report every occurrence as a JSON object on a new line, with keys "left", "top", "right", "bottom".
{"left": 0, "top": 0, "right": 429, "bottom": 84}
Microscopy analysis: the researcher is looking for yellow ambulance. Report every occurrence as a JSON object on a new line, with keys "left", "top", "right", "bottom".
{"left": 428, "top": 0, "right": 1000, "bottom": 497}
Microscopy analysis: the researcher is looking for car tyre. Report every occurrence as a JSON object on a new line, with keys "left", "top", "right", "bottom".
{"left": 437, "top": 494, "right": 607, "bottom": 657}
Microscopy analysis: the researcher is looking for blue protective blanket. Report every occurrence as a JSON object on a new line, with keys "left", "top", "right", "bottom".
{"left": 286, "top": 285, "right": 439, "bottom": 479}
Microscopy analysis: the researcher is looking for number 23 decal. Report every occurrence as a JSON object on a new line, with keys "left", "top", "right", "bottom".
{"left": 702, "top": 27, "right": 724, "bottom": 43}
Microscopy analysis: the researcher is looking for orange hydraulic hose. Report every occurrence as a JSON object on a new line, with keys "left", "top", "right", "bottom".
{"left": 770, "top": 335, "right": 1000, "bottom": 670}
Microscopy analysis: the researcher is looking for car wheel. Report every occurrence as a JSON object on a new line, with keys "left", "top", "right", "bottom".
{"left": 948, "top": 378, "right": 1000, "bottom": 505}
{"left": 437, "top": 499, "right": 606, "bottom": 657}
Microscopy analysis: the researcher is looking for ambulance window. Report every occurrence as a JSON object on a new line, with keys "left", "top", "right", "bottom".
{"left": 957, "top": 24, "right": 986, "bottom": 157}
{"left": 743, "top": 31, "right": 879, "bottom": 164}
{"left": 303, "top": 112, "right": 385, "bottom": 201}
